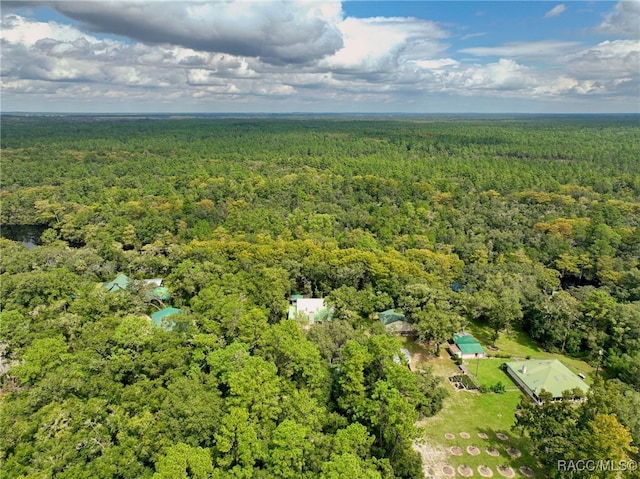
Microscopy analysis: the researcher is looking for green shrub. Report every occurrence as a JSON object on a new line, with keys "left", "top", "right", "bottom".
{"left": 492, "top": 381, "right": 506, "bottom": 394}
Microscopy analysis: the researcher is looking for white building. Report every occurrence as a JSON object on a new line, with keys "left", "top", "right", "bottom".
{"left": 288, "top": 297, "right": 333, "bottom": 324}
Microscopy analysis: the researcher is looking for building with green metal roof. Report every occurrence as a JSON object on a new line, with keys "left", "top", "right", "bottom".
{"left": 504, "top": 359, "right": 589, "bottom": 404}
{"left": 378, "top": 309, "right": 406, "bottom": 325}
{"left": 144, "top": 286, "right": 171, "bottom": 302}
{"left": 150, "top": 307, "right": 183, "bottom": 331}
{"left": 449, "top": 333, "right": 486, "bottom": 359}
{"left": 103, "top": 273, "right": 131, "bottom": 292}
{"left": 377, "top": 309, "right": 415, "bottom": 335}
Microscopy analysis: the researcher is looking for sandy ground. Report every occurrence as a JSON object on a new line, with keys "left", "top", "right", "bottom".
{"left": 497, "top": 465, "right": 515, "bottom": 478}
{"left": 414, "top": 431, "right": 533, "bottom": 479}
{"left": 478, "top": 465, "right": 494, "bottom": 477}
{"left": 519, "top": 466, "right": 535, "bottom": 477}
{"left": 413, "top": 440, "right": 450, "bottom": 478}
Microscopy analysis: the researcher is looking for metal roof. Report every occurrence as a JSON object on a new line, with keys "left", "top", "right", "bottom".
{"left": 505, "top": 359, "right": 589, "bottom": 399}
{"left": 150, "top": 307, "right": 183, "bottom": 331}
{"left": 378, "top": 309, "right": 406, "bottom": 325}
{"left": 103, "top": 273, "right": 131, "bottom": 292}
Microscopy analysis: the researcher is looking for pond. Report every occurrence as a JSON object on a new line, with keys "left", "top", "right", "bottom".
{"left": 1, "top": 224, "right": 48, "bottom": 249}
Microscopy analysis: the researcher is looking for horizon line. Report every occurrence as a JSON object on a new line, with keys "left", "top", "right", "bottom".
{"left": 3, "top": 111, "right": 639, "bottom": 116}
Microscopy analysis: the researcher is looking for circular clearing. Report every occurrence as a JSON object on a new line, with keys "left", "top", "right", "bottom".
{"left": 460, "top": 432, "right": 471, "bottom": 439}
{"left": 478, "top": 432, "right": 489, "bottom": 439}
{"left": 506, "top": 447, "right": 521, "bottom": 458}
{"left": 496, "top": 433, "right": 509, "bottom": 441}
{"left": 445, "top": 433, "right": 456, "bottom": 440}
{"left": 478, "top": 465, "right": 494, "bottom": 477}
{"left": 450, "top": 446, "right": 463, "bottom": 456}
{"left": 497, "top": 465, "right": 515, "bottom": 478}
{"left": 442, "top": 465, "right": 455, "bottom": 477}
{"left": 486, "top": 447, "right": 500, "bottom": 457}
{"left": 519, "top": 466, "right": 534, "bottom": 478}
{"left": 467, "top": 445, "right": 481, "bottom": 456}
{"left": 458, "top": 465, "right": 474, "bottom": 477}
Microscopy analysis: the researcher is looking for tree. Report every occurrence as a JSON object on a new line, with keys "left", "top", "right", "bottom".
{"left": 11, "top": 335, "right": 69, "bottom": 384}
{"left": 258, "top": 320, "right": 331, "bottom": 402}
{"left": 574, "top": 414, "right": 637, "bottom": 479}
{"left": 153, "top": 443, "right": 214, "bottom": 479}
{"left": 368, "top": 381, "right": 423, "bottom": 478}
{"left": 320, "top": 454, "right": 382, "bottom": 479}
{"left": 266, "top": 420, "right": 312, "bottom": 478}
{"left": 513, "top": 391, "right": 581, "bottom": 476}
{"left": 399, "top": 284, "right": 464, "bottom": 353}
{"left": 472, "top": 286, "right": 523, "bottom": 345}
{"left": 336, "top": 340, "right": 372, "bottom": 421}
{"left": 530, "top": 291, "right": 581, "bottom": 352}
{"left": 214, "top": 407, "right": 265, "bottom": 472}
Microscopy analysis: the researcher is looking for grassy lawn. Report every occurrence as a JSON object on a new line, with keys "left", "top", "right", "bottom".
{"left": 465, "top": 321, "right": 596, "bottom": 383}
{"left": 464, "top": 358, "right": 518, "bottom": 390}
{"left": 418, "top": 387, "right": 540, "bottom": 478}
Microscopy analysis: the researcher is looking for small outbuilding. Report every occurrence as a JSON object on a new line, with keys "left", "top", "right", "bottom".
{"left": 504, "top": 359, "right": 589, "bottom": 404}
{"left": 449, "top": 333, "right": 485, "bottom": 359}
{"left": 378, "top": 309, "right": 415, "bottom": 336}
{"left": 393, "top": 348, "right": 413, "bottom": 369}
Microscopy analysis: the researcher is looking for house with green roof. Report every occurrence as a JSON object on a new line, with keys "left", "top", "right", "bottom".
{"left": 102, "top": 273, "right": 131, "bottom": 292}
{"left": 449, "top": 333, "right": 485, "bottom": 359}
{"left": 504, "top": 359, "right": 589, "bottom": 404}
{"left": 150, "top": 307, "right": 183, "bottom": 332}
{"left": 378, "top": 309, "right": 415, "bottom": 336}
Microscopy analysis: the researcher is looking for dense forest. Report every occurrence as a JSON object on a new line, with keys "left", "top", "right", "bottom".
{"left": 1, "top": 115, "right": 639, "bottom": 478}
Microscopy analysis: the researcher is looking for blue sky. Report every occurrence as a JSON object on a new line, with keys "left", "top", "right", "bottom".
{"left": 1, "top": 1, "right": 638, "bottom": 113}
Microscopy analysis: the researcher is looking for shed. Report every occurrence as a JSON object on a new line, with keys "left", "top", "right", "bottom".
{"left": 450, "top": 333, "right": 485, "bottom": 359}
{"left": 393, "top": 348, "right": 413, "bottom": 369}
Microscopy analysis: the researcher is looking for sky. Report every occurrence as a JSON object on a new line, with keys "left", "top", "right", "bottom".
{"left": 1, "top": 0, "right": 639, "bottom": 113}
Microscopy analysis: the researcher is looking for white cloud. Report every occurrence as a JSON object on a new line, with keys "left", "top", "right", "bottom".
{"left": 411, "top": 58, "right": 459, "bottom": 69}
{"left": 545, "top": 4, "right": 567, "bottom": 18}
{"left": 598, "top": 0, "right": 640, "bottom": 38}
{"left": 563, "top": 40, "right": 640, "bottom": 82}
{"left": 424, "top": 59, "right": 537, "bottom": 94}
{"left": 461, "top": 32, "right": 487, "bottom": 41}
{"left": 1, "top": 2, "right": 638, "bottom": 112}
{"left": 50, "top": 0, "right": 345, "bottom": 64}
{"left": 321, "top": 16, "right": 448, "bottom": 74}
{"left": 459, "top": 40, "right": 581, "bottom": 59}
{"left": 1, "top": 13, "right": 103, "bottom": 46}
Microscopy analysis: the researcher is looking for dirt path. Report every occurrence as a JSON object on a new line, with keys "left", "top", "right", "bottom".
{"left": 413, "top": 439, "right": 450, "bottom": 479}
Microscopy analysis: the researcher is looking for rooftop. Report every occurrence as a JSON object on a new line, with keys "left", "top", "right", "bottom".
{"left": 505, "top": 359, "right": 589, "bottom": 399}
{"left": 378, "top": 309, "right": 406, "bottom": 325}
{"left": 103, "top": 273, "right": 131, "bottom": 292}
{"left": 151, "top": 307, "right": 183, "bottom": 331}
{"left": 454, "top": 333, "right": 481, "bottom": 345}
